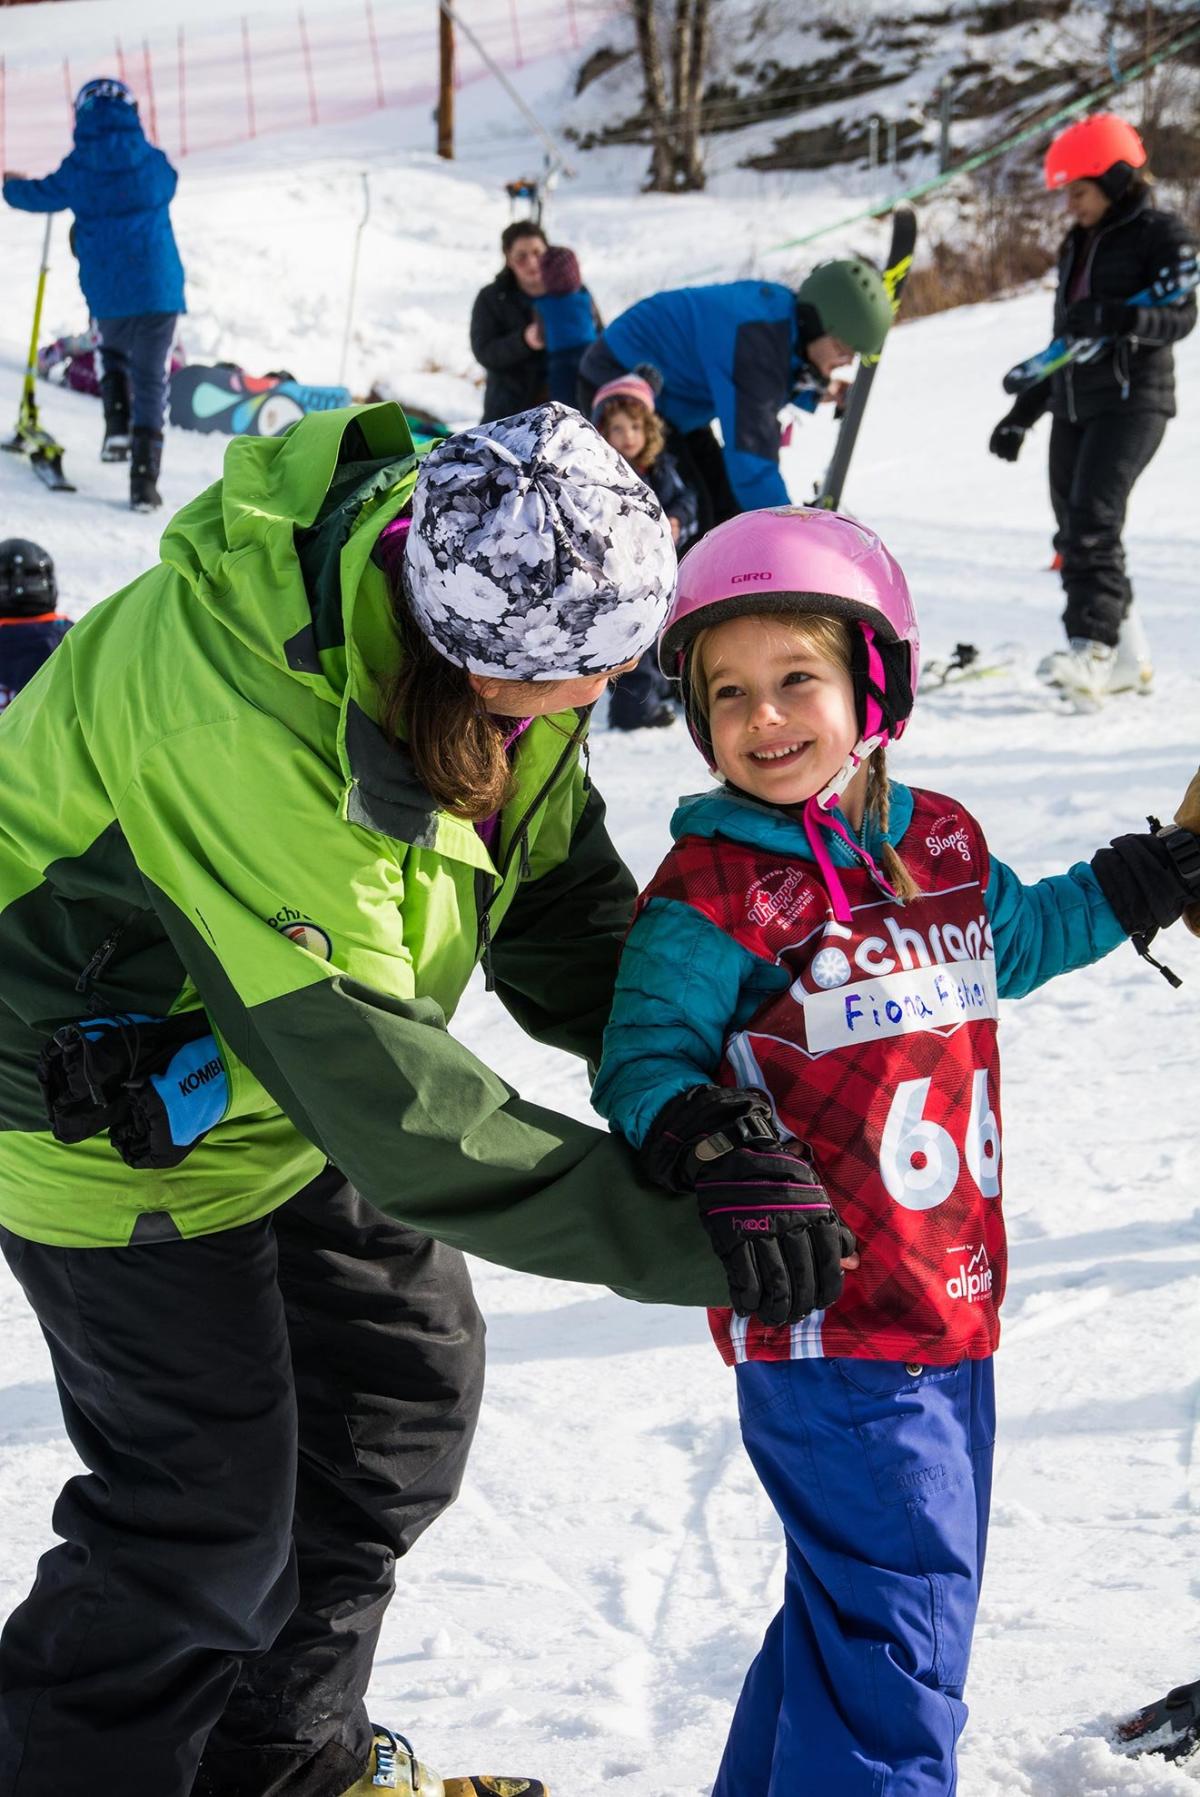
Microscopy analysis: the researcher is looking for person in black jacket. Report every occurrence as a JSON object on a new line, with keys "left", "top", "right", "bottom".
{"left": 469, "top": 220, "right": 549, "bottom": 422}
{"left": 989, "top": 113, "right": 1196, "bottom": 702}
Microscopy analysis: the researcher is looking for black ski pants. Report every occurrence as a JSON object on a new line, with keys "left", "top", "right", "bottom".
{"left": 0, "top": 1166, "right": 484, "bottom": 1797}
{"left": 1048, "top": 409, "right": 1168, "bottom": 647}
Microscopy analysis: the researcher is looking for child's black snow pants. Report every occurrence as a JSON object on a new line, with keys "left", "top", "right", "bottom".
{"left": 1048, "top": 408, "right": 1168, "bottom": 647}
{"left": 0, "top": 1164, "right": 484, "bottom": 1797}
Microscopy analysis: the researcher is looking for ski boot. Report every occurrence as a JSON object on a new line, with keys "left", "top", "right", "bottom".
{"left": 1035, "top": 637, "right": 1114, "bottom": 705}
{"left": 339, "top": 1727, "right": 443, "bottom": 1795}
{"left": 443, "top": 1782, "right": 549, "bottom": 1796}
{"left": 99, "top": 368, "right": 132, "bottom": 463}
{"left": 339, "top": 1729, "right": 548, "bottom": 1797}
{"left": 1109, "top": 609, "right": 1154, "bottom": 695}
{"left": 130, "top": 427, "right": 164, "bottom": 512}
{"left": 1113, "top": 1675, "right": 1200, "bottom": 1763}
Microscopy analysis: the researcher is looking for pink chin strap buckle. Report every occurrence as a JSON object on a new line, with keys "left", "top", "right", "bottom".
{"left": 802, "top": 624, "right": 899, "bottom": 925}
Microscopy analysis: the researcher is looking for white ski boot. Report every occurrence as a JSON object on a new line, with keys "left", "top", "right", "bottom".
{"left": 1036, "top": 637, "right": 1115, "bottom": 705}
{"left": 1110, "top": 609, "right": 1154, "bottom": 695}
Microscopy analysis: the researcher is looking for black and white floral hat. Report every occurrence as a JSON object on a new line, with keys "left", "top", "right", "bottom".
{"left": 403, "top": 402, "right": 677, "bottom": 681}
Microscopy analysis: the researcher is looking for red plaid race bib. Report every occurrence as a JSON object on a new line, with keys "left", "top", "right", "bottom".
{"left": 641, "top": 792, "right": 1003, "bottom": 1366}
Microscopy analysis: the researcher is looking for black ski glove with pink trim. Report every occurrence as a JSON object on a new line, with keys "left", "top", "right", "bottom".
{"left": 640, "top": 1085, "right": 855, "bottom": 1327}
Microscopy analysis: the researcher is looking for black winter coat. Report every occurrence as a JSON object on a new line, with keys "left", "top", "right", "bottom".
{"left": 469, "top": 268, "right": 549, "bottom": 423}
{"left": 643, "top": 449, "right": 700, "bottom": 549}
{"left": 1011, "top": 187, "right": 1196, "bottom": 428}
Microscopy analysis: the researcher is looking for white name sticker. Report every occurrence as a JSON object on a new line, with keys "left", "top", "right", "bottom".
{"left": 801, "top": 959, "right": 999, "bottom": 1053}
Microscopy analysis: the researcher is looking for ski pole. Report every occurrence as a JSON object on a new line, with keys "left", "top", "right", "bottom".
{"left": 338, "top": 171, "right": 370, "bottom": 391}
{"left": 17, "top": 215, "right": 53, "bottom": 435}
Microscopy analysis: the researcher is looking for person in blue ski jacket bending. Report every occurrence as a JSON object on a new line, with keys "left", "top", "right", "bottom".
{"left": 3, "top": 76, "right": 185, "bottom": 513}
{"left": 577, "top": 258, "right": 891, "bottom": 528}
{"left": 593, "top": 507, "right": 1200, "bottom": 1797}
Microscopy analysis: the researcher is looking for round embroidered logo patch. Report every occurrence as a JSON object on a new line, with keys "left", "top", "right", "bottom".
{"left": 281, "top": 921, "right": 333, "bottom": 960}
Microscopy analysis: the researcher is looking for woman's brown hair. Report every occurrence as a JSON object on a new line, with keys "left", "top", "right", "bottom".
{"left": 383, "top": 577, "right": 515, "bottom": 823}
{"left": 594, "top": 397, "right": 666, "bottom": 469}
{"left": 688, "top": 611, "right": 921, "bottom": 901}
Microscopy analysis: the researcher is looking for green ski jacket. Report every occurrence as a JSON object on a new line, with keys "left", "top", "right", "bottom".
{"left": 0, "top": 403, "right": 724, "bottom": 1306}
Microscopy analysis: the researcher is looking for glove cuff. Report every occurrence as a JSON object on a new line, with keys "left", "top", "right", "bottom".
{"left": 1092, "top": 821, "right": 1200, "bottom": 937}
{"left": 640, "top": 1085, "right": 779, "bottom": 1192}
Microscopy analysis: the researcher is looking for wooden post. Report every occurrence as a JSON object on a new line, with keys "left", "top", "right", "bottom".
{"left": 508, "top": 0, "right": 523, "bottom": 66}
{"left": 365, "top": 0, "right": 385, "bottom": 110}
{"left": 115, "top": 36, "right": 128, "bottom": 85}
{"left": 437, "top": 2, "right": 454, "bottom": 160}
{"left": 298, "top": 8, "right": 319, "bottom": 127}
{"left": 241, "top": 17, "right": 256, "bottom": 138}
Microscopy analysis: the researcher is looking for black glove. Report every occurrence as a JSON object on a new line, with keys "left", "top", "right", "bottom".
{"left": 1065, "top": 297, "right": 1134, "bottom": 339}
{"left": 988, "top": 416, "right": 1025, "bottom": 462}
{"left": 37, "top": 1011, "right": 228, "bottom": 1168}
{"left": 1091, "top": 823, "right": 1200, "bottom": 937}
{"left": 641, "top": 1086, "right": 855, "bottom": 1327}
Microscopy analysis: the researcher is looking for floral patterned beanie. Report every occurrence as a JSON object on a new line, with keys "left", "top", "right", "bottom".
{"left": 403, "top": 401, "right": 677, "bottom": 681}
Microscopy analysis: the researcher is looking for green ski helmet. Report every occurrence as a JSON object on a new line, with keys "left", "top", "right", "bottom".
{"left": 797, "top": 256, "right": 892, "bottom": 356}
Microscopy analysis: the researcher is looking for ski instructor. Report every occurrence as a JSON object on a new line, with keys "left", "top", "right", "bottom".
{"left": 0, "top": 399, "right": 726, "bottom": 1797}
{"left": 577, "top": 258, "right": 893, "bottom": 529}
{"left": 988, "top": 113, "right": 1196, "bottom": 704}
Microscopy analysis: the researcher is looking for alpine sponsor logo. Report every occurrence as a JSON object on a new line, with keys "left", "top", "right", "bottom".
{"left": 925, "top": 815, "right": 972, "bottom": 863}
{"left": 946, "top": 1243, "right": 993, "bottom": 1304}
{"left": 266, "top": 905, "right": 333, "bottom": 960}
{"left": 747, "top": 867, "right": 817, "bottom": 928}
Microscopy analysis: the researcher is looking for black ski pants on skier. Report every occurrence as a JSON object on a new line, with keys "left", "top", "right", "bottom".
{"left": 0, "top": 1165, "right": 484, "bottom": 1797}
{"left": 1048, "top": 409, "right": 1167, "bottom": 648}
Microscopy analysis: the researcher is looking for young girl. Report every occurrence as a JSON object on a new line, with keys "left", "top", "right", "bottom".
{"left": 593, "top": 372, "right": 699, "bottom": 730}
{"left": 593, "top": 505, "right": 1200, "bottom": 1795}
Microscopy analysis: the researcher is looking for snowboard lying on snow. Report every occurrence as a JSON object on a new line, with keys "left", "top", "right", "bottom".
{"left": 169, "top": 365, "right": 453, "bottom": 447}
{"left": 169, "top": 365, "right": 352, "bottom": 436}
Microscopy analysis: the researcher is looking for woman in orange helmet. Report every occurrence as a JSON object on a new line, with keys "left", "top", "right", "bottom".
{"left": 988, "top": 113, "right": 1196, "bottom": 703}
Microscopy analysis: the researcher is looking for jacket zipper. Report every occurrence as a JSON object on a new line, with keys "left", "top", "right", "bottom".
{"left": 474, "top": 709, "right": 590, "bottom": 990}
{"left": 1063, "top": 209, "right": 1137, "bottom": 421}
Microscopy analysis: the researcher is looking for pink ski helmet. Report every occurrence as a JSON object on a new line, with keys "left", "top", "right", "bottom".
{"left": 660, "top": 506, "right": 919, "bottom": 760}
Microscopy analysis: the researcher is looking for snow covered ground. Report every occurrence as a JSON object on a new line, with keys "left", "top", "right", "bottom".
{"left": 2, "top": 19, "right": 1200, "bottom": 1794}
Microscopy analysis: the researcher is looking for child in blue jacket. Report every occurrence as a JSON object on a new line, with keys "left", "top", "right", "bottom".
{"left": 534, "top": 245, "right": 599, "bottom": 405}
{"left": 0, "top": 541, "right": 71, "bottom": 713}
{"left": 3, "top": 76, "right": 185, "bottom": 511}
{"left": 593, "top": 506, "right": 1200, "bottom": 1797}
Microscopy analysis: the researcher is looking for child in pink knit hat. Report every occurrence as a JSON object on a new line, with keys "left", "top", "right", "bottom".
{"left": 592, "top": 372, "right": 699, "bottom": 730}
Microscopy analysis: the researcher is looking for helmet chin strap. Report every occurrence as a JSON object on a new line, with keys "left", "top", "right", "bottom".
{"left": 802, "top": 625, "right": 899, "bottom": 924}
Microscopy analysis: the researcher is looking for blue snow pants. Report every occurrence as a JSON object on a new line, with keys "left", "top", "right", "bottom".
{"left": 713, "top": 1355, "right": 996, "bottom": 1797}
{"left": 96, "top": 310, "right": 178, "bottom": 432}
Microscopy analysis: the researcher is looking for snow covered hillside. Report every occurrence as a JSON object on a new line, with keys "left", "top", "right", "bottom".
{"left": 2, "top": 18, "right": 1200, "bottom": 1795}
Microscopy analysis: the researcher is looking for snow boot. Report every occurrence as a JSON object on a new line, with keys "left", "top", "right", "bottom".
{"left": 1114, "top": 1676, "right": 1200, "bottom": 1763}
{"left": 99, "top": 368, "right": 132, "bottom": 462}
{"left": 130, "top": 427, "right": 163, "bottom": 512}
{"left": 1035, "top": 636, "right": 1114, "bottom": 702}
{"left": 339, "top": 1727, "right": 443, "bottom": 1795}
{"left": 1110, "top": 609, "right": 1154, "bottom": 695}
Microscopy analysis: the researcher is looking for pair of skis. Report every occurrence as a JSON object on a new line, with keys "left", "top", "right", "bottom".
{"left": 2, "top": 218, "right": 75, "bottom": 491}
{"left": 1003, "top": 254, "right": 1199, "bottom": 394}
{"left": 811, "top": 204, "right": 917, "bottom": 512}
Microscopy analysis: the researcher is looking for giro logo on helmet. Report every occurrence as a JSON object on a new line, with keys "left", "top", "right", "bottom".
{"left": 730, "top": 571, "right": 772, "bottom": 584}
